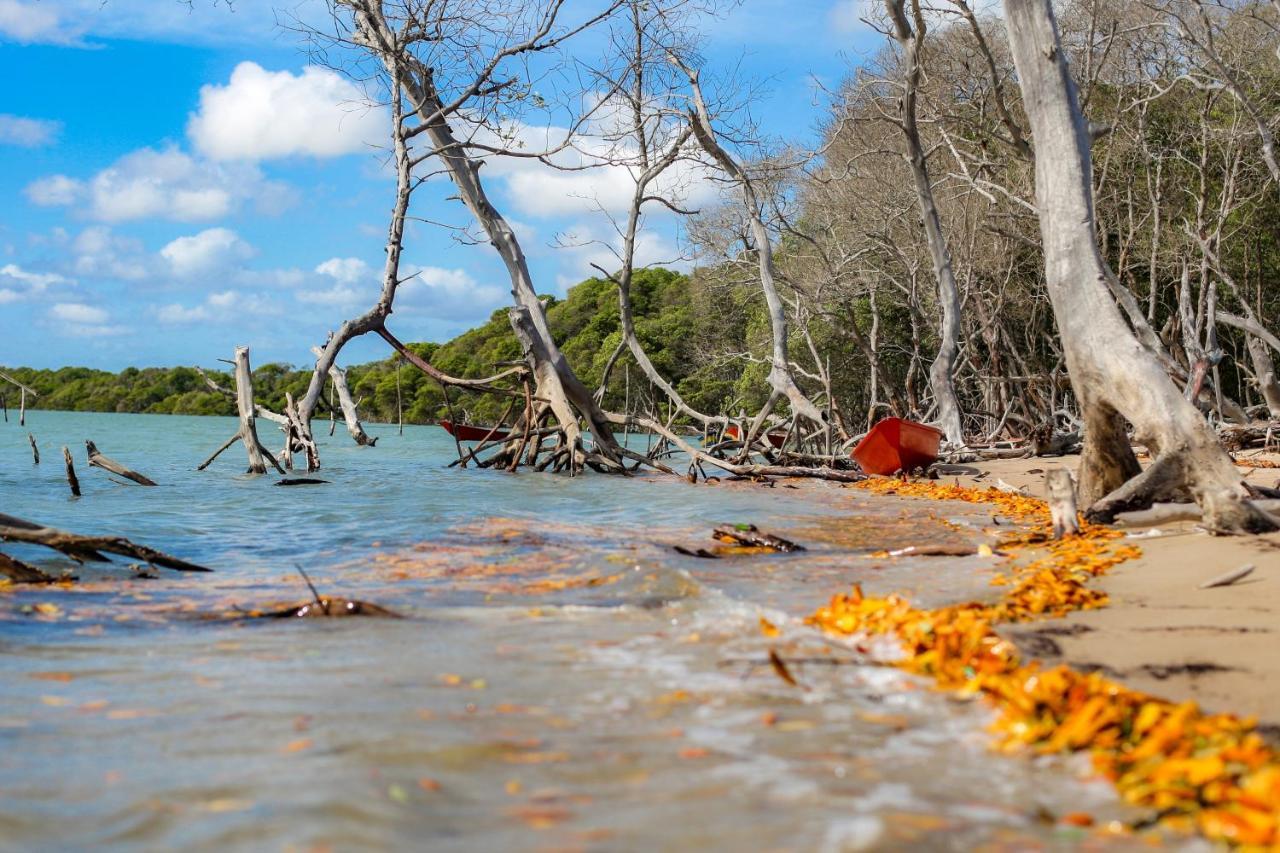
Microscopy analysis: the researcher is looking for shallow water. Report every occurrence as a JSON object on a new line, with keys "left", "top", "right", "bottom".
{"left": 0, "top": 412, "right": 1152, "bottom": 850}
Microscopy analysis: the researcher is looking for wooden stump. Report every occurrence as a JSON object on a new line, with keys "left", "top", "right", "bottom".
{"left": 62, "top": 446, "right": 80, "bottom": 496}
{"left": 1046, "top": 468, "right": 1081, "bottom": 538}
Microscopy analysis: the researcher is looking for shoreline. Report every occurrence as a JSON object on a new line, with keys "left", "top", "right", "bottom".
{"left": 939, "top": 455, "right": 1280, "bottom": 731}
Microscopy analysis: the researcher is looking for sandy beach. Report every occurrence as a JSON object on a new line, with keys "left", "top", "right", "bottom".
{"left": 938, "top": 455, "right": 1280, "bottom": 731}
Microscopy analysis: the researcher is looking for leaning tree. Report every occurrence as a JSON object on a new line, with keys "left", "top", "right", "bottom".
{"left": 297, "top": 0, "right": 633, "bottom": 474}
{"left": 1001, "top": 0, "right": 1276, "bottom": 531}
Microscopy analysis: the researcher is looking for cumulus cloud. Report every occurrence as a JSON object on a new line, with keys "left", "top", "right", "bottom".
{"left": 0, "top": 263, "right": 73, "bottom": 304}
{"left": 0, "top": 114, "right": 61, "bottom": 147}
{"left": 48, "top": 301, "right": 127, "bottom": 336}
{"left": 161, "top": 227, "right": 256, "bottom": 277}
{"left": 397, "top": 265, "right": 507, "bottom": 320}
{"left": 311, "top": 257, "right": 374, "bottom": 307}
{"left": 154, "top": 289, "right": 282, "bottom": 325}
{"left": 315, "top": 257, "right": 371, "bottom": 284}
{"left": 189, "top": 62, "right": 386, "bottom": 161}
{"left": 477, "top": 120, "right": 717, "bottom": 220}
{"left": 0, "top": 0, "right": 83, "bottom": 45}
{"left": 25, "top": 174, "right": 82, "bottom": 206}
{"left": 51, "top": 302, "right": 108, "bottom": 324}
{"left": 26, "top": 146, "right": 293, "bottom": 222}
{"left": 70, "top": 226, "right": 154, "bottom": 281}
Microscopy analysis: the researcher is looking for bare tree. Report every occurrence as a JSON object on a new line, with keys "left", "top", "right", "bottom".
{"left": 881, "top": 0, "right": 966, "bottom": 446}
{"left": 1001, "top": 0, "right": 1275, "bottom": 531}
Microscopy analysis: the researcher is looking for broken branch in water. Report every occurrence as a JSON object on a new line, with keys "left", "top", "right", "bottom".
{"left": 230, "top": 565, "right": 401, "bottom": 618}
{"left": 62, "top": 446, "right": 80, "bottom": 497}
{"left": 712, "top": 523, "right": 805, "bottom": 552}
{"left": 0, "top": 513, "right": 210, "bottom": 573}
{"left": 85, "top": 440, "right": 157, "bottom": 486}
{"left": 0, "top": 550, "right": 60, "bottom": 583}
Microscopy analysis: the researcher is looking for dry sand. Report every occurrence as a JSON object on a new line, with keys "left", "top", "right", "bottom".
{"left": 939, "top": 454, "right": 1280, "bottom": 731}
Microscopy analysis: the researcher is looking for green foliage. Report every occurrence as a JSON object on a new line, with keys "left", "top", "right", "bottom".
{"left": 3, "top": 268, "right": 794, "bottom": 425}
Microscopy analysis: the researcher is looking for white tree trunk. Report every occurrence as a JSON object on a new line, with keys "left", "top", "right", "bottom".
{"left": 1001, "top": 0, "right": 1274, "bottom": 531}
{"left": 886, "top": 0, "right": 966, "bottom": 447}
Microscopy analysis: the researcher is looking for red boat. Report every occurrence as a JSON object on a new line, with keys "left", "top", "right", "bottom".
{"left": 439, "top": 420, "right": 510, "bottom": 442}
{"left": 852, "top": 417, "right": 944, "bottom": 475}
{"left": 723, "top": 424, "right": 787, "bottom": 448}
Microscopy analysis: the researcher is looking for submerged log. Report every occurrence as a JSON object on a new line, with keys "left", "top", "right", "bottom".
{"left": 85, "top": 440, "right": 157, "bottom": 486}
{"left": 0, "top": 550, "right": 58, "bottom": 583}
{"left": 62, "top": 446, "right": 80, "bottom": 496}
{"left": 0, "top": 513, "right": 210, "bottom": 572}
{"left": 712, "top": 524, "right": 805, "bottom": 553}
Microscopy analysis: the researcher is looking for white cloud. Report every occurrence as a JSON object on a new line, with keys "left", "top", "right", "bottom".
{"left": 154, "top": 289, "right": 282, "bottom": 326}
{"left": 25, "top": 146, "right": 293, "bottom": 222}
{"left": 315, "top": 256, "right": 371, "bottom": 284}
{"left": 70, "top": 226, "right": 154, "bottom": 281}
{"left": 189, "top": 62, "right": 386, "bottom": 162}
{"left": 0, "top": 0, "right": 83, "bottom": 45}
{"left": 26, "top": 174, "right": 83, "bottom": 206}
{"left": 312, "top": 257, "right": 374, "bottom": 307}
{"left": 397, "top": 264, "right": 507, "bottom": 320}
{"left": 161, "top": 227, "right": 255, "bottom": 277}
{"left": 0, "top": 114, "right": 61, "bottom": 147}
{"left": 51, "top": 302, "right": 107, "bottom": 324}
{"left": 0, "top": 263, "right": 73, "bottom": 303}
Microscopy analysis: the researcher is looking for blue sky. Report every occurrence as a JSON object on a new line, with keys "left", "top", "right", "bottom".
{"left": 0, "top": 0, "right": 880, "bottom": 370}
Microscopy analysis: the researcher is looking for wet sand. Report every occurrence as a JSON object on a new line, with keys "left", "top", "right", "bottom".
{"left": 939, "top": 454, "right": 1280, "bottom": 729}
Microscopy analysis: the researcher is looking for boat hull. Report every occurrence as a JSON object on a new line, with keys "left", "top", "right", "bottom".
{"left": 439, "top": 420, "right": 510, "bottom": 442}
{"left": 851, "top": 417, "right": 943, "bottom": 475}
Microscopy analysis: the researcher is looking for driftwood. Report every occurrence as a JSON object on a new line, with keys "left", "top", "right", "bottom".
{"left": 62, "top": 446, "right": 80, "bottom": 496}
{"left": 310, "top": 346, "right": 376, "bottom": 446}
{"left": 712, "top": 524, "right": 805, "bottom": 553}
{"left": 85, "top": 440, "right": 156, "bottom": 486}
{"left": 198, "top": 347, "right": 284, "bottom": 475}
{"left": 1045, "top": 469, "right": 1081, "bottom": 538}
{"left": 275, "top": 477, "right": 330, "bottom": 486}
{"left": 27, "top": 433, "right": 38, "bottom": 464}
{"left": 0, "top": 513, "right": 210, "bottom": 572}
{"left": 0, "top": 551, "right": 58, "bottom": 583}
{"left": 1115, "top": 499, "right": 1280, "bottom": 527}
{"left": 1198, "top": 564, "right": 1255, "bottom": 589}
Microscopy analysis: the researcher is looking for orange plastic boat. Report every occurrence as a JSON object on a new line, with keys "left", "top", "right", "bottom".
{"left": 851, "top": 417, "right": 944, "bottom": 475}
{"left": 723, "top": 424, "right": 787, "bottom": 448}
{"left": 439, "top": 420, "right": 510, "bottom": 442}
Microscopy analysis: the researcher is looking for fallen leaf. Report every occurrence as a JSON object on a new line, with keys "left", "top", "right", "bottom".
{"left": 282, "top": 738, "right": 313, "bottom": 753}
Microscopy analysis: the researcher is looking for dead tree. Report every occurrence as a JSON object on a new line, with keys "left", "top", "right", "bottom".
{"left": 85, "top": 441, "right": 157, "bottom": 486}
{"left": 578, "top": 1, "right": 722, "bottom": 432}
{"left": 198, "top": 347, "right": 285, "bottom": 475}
{"left": 299, "top": 0, "right": 628, "bottom": 474}
{"left": 1001, "top": 0, "right": 1275, "bottom": 531}
{"left": 676, "top": 58, "right": 826, "bottom": 442}
{"left": 310, "top": 346, "right": 377, "bottom": 446}
{"left": 882, "top": 0, "right": 966, "bottom": 447}
{"left": 0, "top": 370, "right": 36, "bottom": 427}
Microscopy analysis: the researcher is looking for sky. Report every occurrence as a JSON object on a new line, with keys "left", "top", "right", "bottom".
{"left": 0, "top": 0, "right": 882, "bottom": 370}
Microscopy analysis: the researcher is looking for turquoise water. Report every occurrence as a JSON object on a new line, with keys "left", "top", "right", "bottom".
{"left": 0, "top": 412, "right": 1142, "bottom": 850}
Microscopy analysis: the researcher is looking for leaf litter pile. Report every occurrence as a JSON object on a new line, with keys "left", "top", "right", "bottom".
{"left": 807, "top": 478, "right": 1280, "bottom": 847}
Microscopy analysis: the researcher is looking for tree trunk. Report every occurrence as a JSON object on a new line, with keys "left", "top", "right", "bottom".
{"left": 886, "top": 0, "right": 966, "bottom": 447}
{"left": 310, "top": 347, "right": 377, "bottom": 446}
{"left": 1001, "top": 0, "right": 1274, "bottom": 532}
